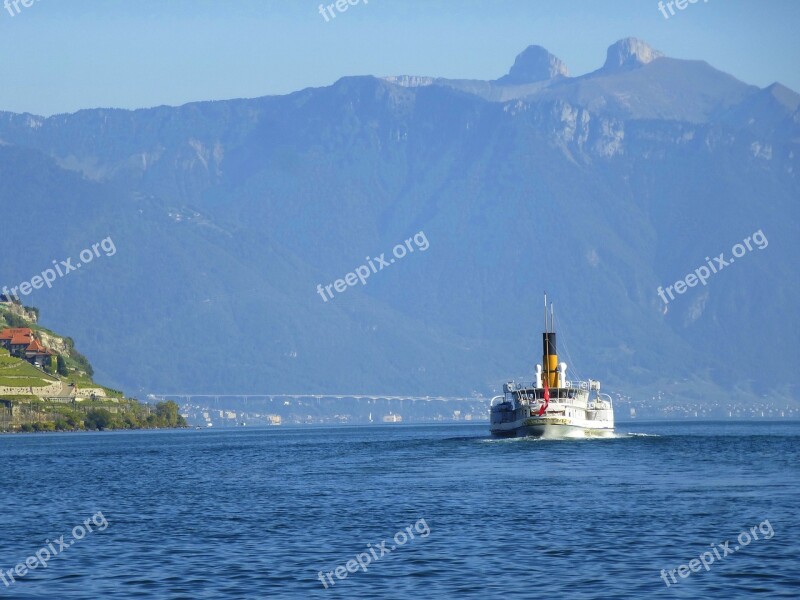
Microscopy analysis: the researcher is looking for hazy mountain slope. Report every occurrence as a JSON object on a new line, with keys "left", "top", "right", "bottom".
{"left": 0, "top": 39, "right": 797, "bottom": 401}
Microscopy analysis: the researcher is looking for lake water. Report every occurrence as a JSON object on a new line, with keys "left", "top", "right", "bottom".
{"left": 1, "top": 421, "right": 798, "bottom": 599}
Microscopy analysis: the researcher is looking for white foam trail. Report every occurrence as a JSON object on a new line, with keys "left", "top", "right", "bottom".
{"left": 480, "top": 436, "right": 545, "bottom": 443}
{"left": 481, "top": 431, "right": 660, "bottom": 442}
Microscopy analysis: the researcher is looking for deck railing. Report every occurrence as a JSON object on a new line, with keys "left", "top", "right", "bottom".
{"left": 494, "top": 382, "right": 613, "bottom": 409}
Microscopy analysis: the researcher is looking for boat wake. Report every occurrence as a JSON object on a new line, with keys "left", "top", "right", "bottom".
{"left": 481, "top": 431, "right": 660, "bottom": 443}
{"left": 480, "top": 436, "right": 548, "bottom": 443}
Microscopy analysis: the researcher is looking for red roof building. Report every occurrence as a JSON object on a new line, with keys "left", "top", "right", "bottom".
{"left": 1, "top": 327, "right": 32, "bottom": 336}
{"left": 26, "top": 339, "right": 46, "bottom": 353}
{"left": 1, "top": 328, "right": 53, "bottom": 367}
{"left": 1, "top": 327, "right": 32, "bottom": 341}
{"left": 1, "top": 328, "right": 33, "bottom": 350}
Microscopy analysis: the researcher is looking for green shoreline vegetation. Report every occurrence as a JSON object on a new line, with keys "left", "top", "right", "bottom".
{"left": 0, "top": 303, "right": 186, "bottom": 433}
{"left": 1, "top": 397, "right": 186, "bottom": 433}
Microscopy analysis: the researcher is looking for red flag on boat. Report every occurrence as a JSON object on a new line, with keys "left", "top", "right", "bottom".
{"left": 538, "top": 377, "right": 550, "bottom": 416}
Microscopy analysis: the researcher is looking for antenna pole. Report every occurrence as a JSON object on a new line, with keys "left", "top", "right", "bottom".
{"left": 544, "top": 292, "right": 548, "bottom": 333}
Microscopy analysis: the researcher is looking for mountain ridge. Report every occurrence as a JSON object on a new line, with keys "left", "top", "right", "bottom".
{"left": 0, "top": 39, "right": 797, "bottom": 406}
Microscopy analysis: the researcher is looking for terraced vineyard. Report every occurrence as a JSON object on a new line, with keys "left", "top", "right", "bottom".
{"left": 0, "top": 350, "right": 58, "bottom": 388}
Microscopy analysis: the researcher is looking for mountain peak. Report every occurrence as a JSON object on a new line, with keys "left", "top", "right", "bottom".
{"left": 603, "top": 38, "right": 664, "bottom": 71}
{"left": 498, "top": 45, "right": 569, "bottom": 85}
{"left": 763, "top": 82, "right": 800, "bottom": 111}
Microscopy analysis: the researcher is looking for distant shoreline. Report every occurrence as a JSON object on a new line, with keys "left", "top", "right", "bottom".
{"left": 0, "top": 424, "right": 190, "bottom": 435}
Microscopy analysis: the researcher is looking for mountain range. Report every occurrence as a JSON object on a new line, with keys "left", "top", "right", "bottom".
{"left": 1, "top": 38, "right": 797, "bottom": 404}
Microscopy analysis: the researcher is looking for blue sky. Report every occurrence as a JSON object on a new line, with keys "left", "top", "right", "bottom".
{"left": 1, "top": 0, "right": 798, "bottom": 115}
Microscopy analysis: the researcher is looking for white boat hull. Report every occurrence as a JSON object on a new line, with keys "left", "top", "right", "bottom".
{"left": 490, "top": 416, "right": 614, "bottom": 438}
{"left": 490, "top": 386, "right": 614, "bottom": 438}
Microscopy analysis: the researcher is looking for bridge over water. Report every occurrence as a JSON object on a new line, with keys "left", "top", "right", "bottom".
{"left": 147, "top": 394, "right": 487, "bottom": 404}
{"left": 146, "top": 394, "right": 491, "bottom": 425}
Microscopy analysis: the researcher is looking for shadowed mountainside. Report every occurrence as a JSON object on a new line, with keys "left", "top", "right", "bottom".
{"left": 1, "top": 38, "right": 798, "bottom": 404}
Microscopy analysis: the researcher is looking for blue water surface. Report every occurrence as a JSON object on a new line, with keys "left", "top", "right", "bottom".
{"left": 1, "top": 421, "right": 798, "bottom": 599}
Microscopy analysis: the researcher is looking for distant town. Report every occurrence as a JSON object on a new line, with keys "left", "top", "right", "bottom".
{"left": 169, "top": 392, "right": 799, "bottom": 428}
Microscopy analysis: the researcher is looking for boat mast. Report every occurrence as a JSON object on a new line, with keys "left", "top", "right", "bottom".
{"left": 544, "top": 292, "right": 548, "bottom": 334}
{"left": 542, "top": 293, "right": 559, "bottom": 389}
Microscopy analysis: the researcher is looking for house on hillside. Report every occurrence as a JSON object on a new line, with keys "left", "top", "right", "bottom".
{"left": 0, "top": 328, "right": 32, "bottom": 354}
{"left": 25, "top": 338, "right": 56, "bottom": 368}
{"left": 0, "top": 328, "right": 56, "bottom": 368}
